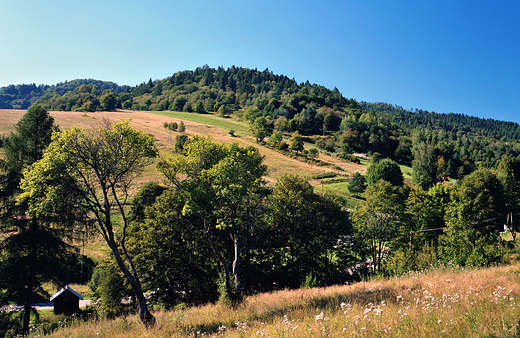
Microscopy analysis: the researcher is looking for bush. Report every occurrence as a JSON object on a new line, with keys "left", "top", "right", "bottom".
{"left": 88, "top": 259, "right": 132, "bottom": 319}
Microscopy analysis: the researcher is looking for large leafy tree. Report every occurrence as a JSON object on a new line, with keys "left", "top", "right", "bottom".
{"left": 262, "top": 174, "right": 352, "bottom": 288}
{"left": 158, "top": 136, "right": 268, "bottom": 300}
{"left": 366, "top": 158, "right": 404, "bottom": 187}
{"left": 18, "top": 119, "right": 158, "bottom": 328}
{"left": 250, "top": 116, "right": 272, "bottom": 143}
{"left": 411, "top": 132, "right": 437, "bottom": 190}
{"left": 126, "top": 185, "right": 219, "bottom": 307}
{"left": 439, "top": 169, "right": 507, "bottom": 266}
{"left": 352, "top": 180, "right": 407, "bottom": 273}
{"left": 288, "top": 131, "right": 304, "bottom": 154}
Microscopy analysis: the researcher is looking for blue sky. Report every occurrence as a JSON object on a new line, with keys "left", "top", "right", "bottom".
{"left": 1, "top": 1, "right": 520, "bottom": 123}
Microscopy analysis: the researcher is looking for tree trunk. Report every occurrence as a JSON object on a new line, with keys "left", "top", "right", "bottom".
{"left": 204, "top": 220, "right": 232, "bottom": 298}
{"left": 232, "top": 230, "right": 242, "bottom": 299}
{"left": 23, "top": 218, "right": 38, "bottom": 335}
{"left": 109, "top": 241, "right": 156, "bottom": 328}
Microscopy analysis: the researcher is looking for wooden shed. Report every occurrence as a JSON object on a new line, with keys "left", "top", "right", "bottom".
{"left": 50, "top": 285, "right": 83, "bottom": 315}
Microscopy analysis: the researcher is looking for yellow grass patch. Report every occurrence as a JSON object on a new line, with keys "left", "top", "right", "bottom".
{"left": 40, "top": 263, "right": 520, "bottom": 338}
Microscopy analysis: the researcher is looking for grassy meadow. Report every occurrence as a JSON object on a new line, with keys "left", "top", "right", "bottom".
{"left": 31, "top": 262, "right": 520, "bottom": 338}
{"left": 0, "top": 108, "right": 384, "bottom": 186}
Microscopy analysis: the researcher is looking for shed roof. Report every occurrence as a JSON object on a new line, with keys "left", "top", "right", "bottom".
{"left": 50, "top": 285, "right": 83, "bottom": 301}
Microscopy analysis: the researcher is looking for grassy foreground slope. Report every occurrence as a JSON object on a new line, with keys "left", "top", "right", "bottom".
{"left": 42, "top": 262, "right": 520, "bottom": 338}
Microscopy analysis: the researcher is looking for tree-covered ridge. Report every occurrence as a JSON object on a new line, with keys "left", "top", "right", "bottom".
{"left": 4, "top": 65, "right": 520, "bottom": 177}
{"left": 361, "top": 101, "right": 520, "bottom": 140}
{"left": 0, "top": 79, "right": 129, "bottom": 110}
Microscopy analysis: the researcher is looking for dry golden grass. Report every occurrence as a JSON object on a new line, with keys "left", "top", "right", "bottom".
{"left": 39, "top": 262, "right": 520, "bottom": 338}
{"left": 0, "top": 109, "right": 341, "bottom": 183}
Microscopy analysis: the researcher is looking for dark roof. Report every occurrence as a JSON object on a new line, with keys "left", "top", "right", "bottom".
{"left": 50, "top": 285, "right": 83, "bottom": 301}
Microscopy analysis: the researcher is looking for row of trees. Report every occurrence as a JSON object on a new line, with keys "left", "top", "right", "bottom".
{"left": 351, "top": 155, "right": 515, "bottom": 273}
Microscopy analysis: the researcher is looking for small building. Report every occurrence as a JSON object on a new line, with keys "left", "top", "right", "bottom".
{"left": 50, "top": 285, "right": 83, "bottom": 315}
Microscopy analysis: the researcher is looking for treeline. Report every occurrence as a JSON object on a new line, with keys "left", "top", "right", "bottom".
{"left": 0, "top": 79, "right": 129, "bottom": 110}
{"left": 361, "top": 101, "right": 520, "bottom": 140}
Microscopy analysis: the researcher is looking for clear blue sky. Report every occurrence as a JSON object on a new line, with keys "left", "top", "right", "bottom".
{"left": 1, "top": 1, "right": 520, "bottom": 123}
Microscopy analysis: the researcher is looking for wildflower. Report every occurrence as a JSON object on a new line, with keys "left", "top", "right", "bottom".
{"left": 375, "top": 308, "right": 383, "bottom": 316}
{"left": 315, "top": 312, "right": 329, "bottom": 322}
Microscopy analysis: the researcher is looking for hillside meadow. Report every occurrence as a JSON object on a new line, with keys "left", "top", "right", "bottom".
{"left": 0, "top": 109, "right": 369, "bottom": 185}
{"left": 33, "top": 262, "right": 520, "bottom": 338}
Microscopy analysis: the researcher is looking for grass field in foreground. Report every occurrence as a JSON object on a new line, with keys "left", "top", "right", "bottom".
{"left": 39, "top": 262, "right": 520, "bottom": 338}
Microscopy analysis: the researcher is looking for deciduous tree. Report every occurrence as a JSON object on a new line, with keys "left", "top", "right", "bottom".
{"left": 158, "top": 136, "right": 268, "bottom": 300}
{"left": 18, "top": 119, "right": 158, "bottom": 328}
{"left": 366, "top": 158, "right": 404, "bottom": 187}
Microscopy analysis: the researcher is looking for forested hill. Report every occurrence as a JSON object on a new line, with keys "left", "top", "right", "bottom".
{"left": 361, "top": 102, "right": 520, "bottom": 140}
{"left": 2, "top": 65, "right": 520, "bottom": 143}
{"left": 0, "top": 79, "right": 130, "bottom": 110}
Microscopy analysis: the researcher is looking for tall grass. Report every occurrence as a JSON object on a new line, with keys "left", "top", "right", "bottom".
{"left": 40, "top": 262, "right": 520, "bottom": 337}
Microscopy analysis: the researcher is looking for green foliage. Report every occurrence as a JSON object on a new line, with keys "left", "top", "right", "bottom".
{"left": 174, "top": 134, "right": 189, "bottom": 152}
{"left": 0, "top": 105, "right": 73, "bottom": 335}
{"left": 158, "top": 136, "right": 268, "bottom": 299}
{"left": 169, "top": 122, "right": 178, "bottom": 131}
{"left": 307, "top": 148, "right": 319, "bottom": 160}
{"left": 288, "top": 131, "right": 304, "bottom": 154}
{"left": 366, "top": 158, "right": 404, "bottom": 187}
{"left": 89, "top": 259, "right": 131, "bottom": 318}
{"left": 127, "top": 188, "right": 219, "bottom": 307}
{"left": 439, "top": 169, "right": 507, "bottom": 266}
{"left": 348, "top": 172, "right": 366, "bottom": 196}
{"left": 129, "top": 182, "right": 167, "bottom": 223}
{"left": 262, "top": 174, "right": 353, "bottom": 287}
{"left": 178, "top": 121, "right": 186, "bottom": 133}
{"left": 412, "top": 131, "right": 437, "bottom": 190}
{"left": 99, "top": 91, "right": 117, "bottom": 111}
{"left": 352, "top": 180, "right": 407, "bottom": 272}
{"left": 217, "top": 105, "right": 230, "bottom": 117}
{"left": 193, "top": 100, "right": 204, "bottom": 113}
{"left": 18, "top": 119, "right": 159, "bottom": 327}
{"left": 3, "top": 105, "right": 58, "bottom": 177}
{"left": 250, "top": 116, "right": 272, "bottom": 143}
{"left": 302, "top": 273, "right": 320, "bottom": 288}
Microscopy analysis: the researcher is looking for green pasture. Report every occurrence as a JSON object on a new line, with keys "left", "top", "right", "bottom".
{"left": 148, "top": 111, "right": 250, "bottom": 136}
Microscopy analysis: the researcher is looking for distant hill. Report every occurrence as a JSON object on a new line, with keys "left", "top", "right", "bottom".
{"left": 361, "top": 101, "right": 520, "bottom": 140}
{"left": 3, "top": 65, "right": 520, "bottom": 173}
{"left": 0, "top": 79, "right": 130, "bottom": 110}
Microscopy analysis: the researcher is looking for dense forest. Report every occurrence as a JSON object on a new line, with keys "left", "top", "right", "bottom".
{"left": 2, "top": 67, "right": 520, "bottom": 334}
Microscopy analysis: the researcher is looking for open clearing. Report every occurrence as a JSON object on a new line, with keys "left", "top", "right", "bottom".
{"left": 0, "top": 109, "right": 365, "bottom": 183}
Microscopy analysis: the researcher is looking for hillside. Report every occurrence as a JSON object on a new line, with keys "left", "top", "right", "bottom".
{"left": 0, "top": 109, "right": 365, "bottom": 183}
{"left": 3, "top": 65, "right": 520, "bottom": 173}
{"left": 2, "top": 69, "right": 520, "bottom": 337}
